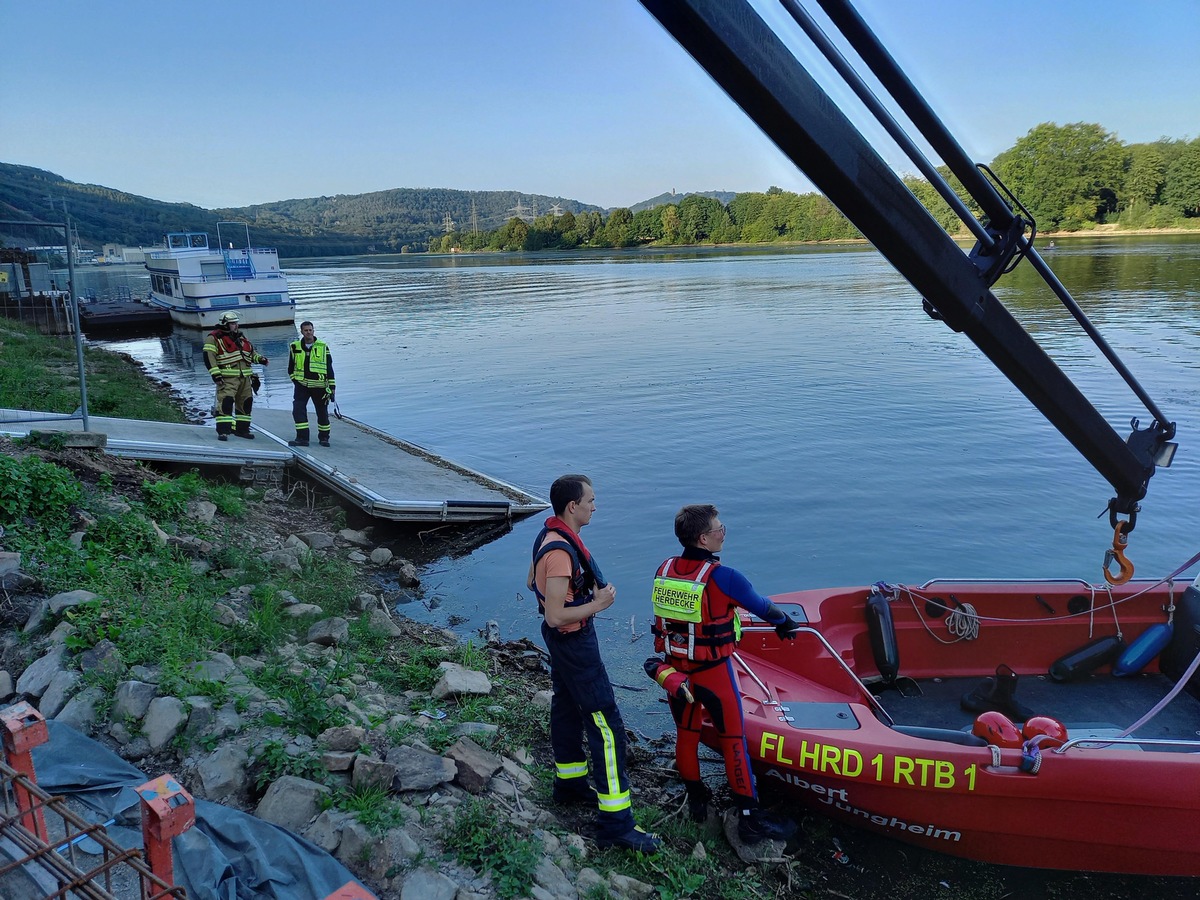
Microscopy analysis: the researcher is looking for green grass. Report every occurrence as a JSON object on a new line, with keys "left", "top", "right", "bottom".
{"left": 441, "top": 797, "right": 542, "bottom": 899}
{"left": 0, "top": 318, "right": 187, "bottom": 422}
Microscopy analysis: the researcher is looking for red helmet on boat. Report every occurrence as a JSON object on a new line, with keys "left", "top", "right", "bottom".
{"left": 1022, "top": 715, "right": 1068, "bottom": 749}
{"left": 972, "top": 711, "right": 1022, "bottom": 747}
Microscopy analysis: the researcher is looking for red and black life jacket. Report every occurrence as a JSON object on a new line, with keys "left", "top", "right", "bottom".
{"left": 651, "top": 556, "right": 741, "bottom": 663}
{"left": 528, "top": 521, "right": 603, "bottom": 631}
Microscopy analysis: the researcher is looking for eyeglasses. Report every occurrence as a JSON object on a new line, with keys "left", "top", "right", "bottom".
{"left": 703, "top": 523, "right": 727, "bottom": 537}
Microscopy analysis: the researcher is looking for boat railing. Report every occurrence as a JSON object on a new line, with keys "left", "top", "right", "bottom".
{"left": 1055, "top": 735, "right": 1200, "bottom": 753}
{"left": 917, "top": 577, "right": 1102, "bottom": 591}
{"left": 739, "top": 622, "right": 895, "bottom": 725}
{"left": 168, "top": 272, "right": 286, "bottom": 284}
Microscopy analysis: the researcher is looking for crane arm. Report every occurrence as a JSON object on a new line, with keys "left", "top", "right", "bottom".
{"left": 640, "top": 0, "right": 1176, "bottom": 524}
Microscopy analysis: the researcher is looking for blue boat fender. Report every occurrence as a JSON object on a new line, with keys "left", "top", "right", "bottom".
{"left": 866, "top": 589, "right": 899, "bottom": 683}
{"left": 1113, "top": 622, "right": 1174, "bottom": 676}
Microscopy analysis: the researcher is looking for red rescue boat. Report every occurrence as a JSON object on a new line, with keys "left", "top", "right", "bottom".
{"left": 716, "top": 575, "right": 1200, "bottom": 876}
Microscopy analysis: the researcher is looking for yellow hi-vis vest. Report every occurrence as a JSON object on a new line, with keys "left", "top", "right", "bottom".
{"left": 289, "top": 340, "right": 332, "bottom": 387}
{"left": 651, "top": 558, "right": 742, "bottom": 662}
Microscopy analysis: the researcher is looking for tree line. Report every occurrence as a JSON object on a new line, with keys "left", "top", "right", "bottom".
{"left": 432, "top": 124, "right": 1200, "bottom": 254}
{"left": 3, "top": 123, "right": 1197, "bottom": 258}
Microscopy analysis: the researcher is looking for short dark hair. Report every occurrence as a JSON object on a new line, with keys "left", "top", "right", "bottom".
{"left": 300, "top": 320, "right": 314, "bottom": 330}
{"left": 550, "top": 474, "right": 592, "bottom": 516}
{"left": 675, "top": 504, "right": 719, "bottom": 547}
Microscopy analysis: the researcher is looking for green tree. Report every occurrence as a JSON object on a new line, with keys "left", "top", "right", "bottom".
{"left": 1162, "top": 138, "right": 1200, "bottom": 217}
{"left": 1124, "top": 144, "right": 1167, "bottom": 211}
{"left": 603, "top": 208, "right": 635, "bottom": 247}
{"left": 631, "top": 207, "right": 664, "bottom": 244}
{"left": 660, "top": 205, "right": 681, "bottom": 244}
{"left": 991, "top": 122, "right": 1125, "bottom": 230}
{"left": 677, "top": 195, "right": 731, "bottom": 243}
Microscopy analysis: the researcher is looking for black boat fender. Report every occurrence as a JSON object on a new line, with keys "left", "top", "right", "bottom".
{"left": 1048, "top": 635, "right": 1125, "bottom": 682}
{"left": 866, "top": 587, "right": 899, "bottom": 684}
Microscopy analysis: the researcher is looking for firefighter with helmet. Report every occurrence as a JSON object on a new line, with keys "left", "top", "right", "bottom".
{"left": 202, "top": 311, "right": 269, "bottom": 441}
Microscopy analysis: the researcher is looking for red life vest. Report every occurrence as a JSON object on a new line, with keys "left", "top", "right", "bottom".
{"left": 651, "top": 557, "right": 741, "bottom": 663}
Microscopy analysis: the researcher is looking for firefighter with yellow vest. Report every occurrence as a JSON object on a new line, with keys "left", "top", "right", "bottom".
{"left": 287, "top": 320, "right": 336, "bottom": 447}
{"left": 646, "top": 503, "right": 801, "bottom": 844}
{"left": 202, "top": 312, "right": 268, "bottom": 441}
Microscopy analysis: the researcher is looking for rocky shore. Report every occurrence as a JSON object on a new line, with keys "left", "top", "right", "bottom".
{"left": 2, "top": 437, "right": 811, "bottom": 900}
{"left": 2, "top": 404, "right": 1195, "bottom": 898}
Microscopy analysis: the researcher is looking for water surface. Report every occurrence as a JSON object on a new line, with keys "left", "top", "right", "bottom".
{"left": 86, "top": 237, "right": 1200, "bottom": 725}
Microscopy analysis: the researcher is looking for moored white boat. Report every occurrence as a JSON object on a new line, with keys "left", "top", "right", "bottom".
{"left": 145, "top": 222, "right": 295, "bottom": 328}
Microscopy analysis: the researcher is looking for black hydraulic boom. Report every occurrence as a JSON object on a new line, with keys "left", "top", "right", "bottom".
{"left": 640, "top": 0, "right": 1176, "bottom": 529}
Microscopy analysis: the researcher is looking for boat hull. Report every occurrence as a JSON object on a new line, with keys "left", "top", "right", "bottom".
{"left": 715, "top": 579, "right": 1200, "bottom": 876}
{"left": 148, "top": 293, "right": 296, "bottom": 328}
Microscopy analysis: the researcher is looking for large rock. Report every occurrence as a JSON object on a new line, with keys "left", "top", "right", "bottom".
{"left": 318, "top": 724, "right": 366, "bottom": 752}
{"left": 49, "top": 589, "right": 100, "bottom": 614}
{"left": 56, "top": 687, "right": 104, "bottom": 735}
{"left": 400, "top": 867, "right": 458, "bottom": 900}
{"left": 196, "top": 745, "right": 249, "bottom": 803}
{"left": 185, "top": 499, "right": 217, "bottom": 524}
{"left": 430, "top": 663, "right": 492, "bottom": 700}
{"left": 298, "top": 532, "right": 335, "bottom": 550}
{"left": 142, "top": 696, "right": 188, "bottom": 751}
{"left": 256, "top": 775, "right": 331, "bottom": 834}
{"left": 445, "top": 737, "right": 502, "bottom": 794}
{"left": 16, "top": 649, "right": 65, "bottom": 698}
{"left": 38, "top": 670, "right": 81, "bottom": 718}
{"left": 112, "top": 681, "right": 158, "bottom": 720}
{"left": 187, "top": 652, "right": 237, "bottom": 683}
{"left": 386, "top": 745, "right": 456, "bottom": 792}
{"left": 352, "top": 755, "right": 398, "bottom": 792}
{"left": 303, "top": 809, "right": 352, "bottom": 853}
{"left": 307, "top": 617, "right": 349, "bottom": 647}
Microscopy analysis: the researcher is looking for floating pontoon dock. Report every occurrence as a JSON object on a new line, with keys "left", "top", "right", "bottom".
{"left": 1, "top": 408, "right": 547, "bottom": 524}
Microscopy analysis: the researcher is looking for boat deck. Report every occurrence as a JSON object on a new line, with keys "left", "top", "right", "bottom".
{"left": 876, "top": 672, "right": 1198, "bottom": 746}
{"left": 0, "top": 407, "right": 547, "bottom": 524}
{"left": 78, "top": 300, "right": 170, "bottom": 334}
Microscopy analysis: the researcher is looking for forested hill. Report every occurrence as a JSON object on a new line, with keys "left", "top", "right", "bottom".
{"left": 0, "top": 163, "right": 604, "bottom": 257}
{"left": 2, "top": 124, "right": 1197, "bottom": 258}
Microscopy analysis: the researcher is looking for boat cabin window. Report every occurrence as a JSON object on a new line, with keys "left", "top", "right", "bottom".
{"left": 167, "top": 233, "right": 210, "bottom": 250}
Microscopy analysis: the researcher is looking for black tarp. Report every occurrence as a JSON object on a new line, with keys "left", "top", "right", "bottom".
{"left": 30, "top": 721, "right": 371, "bottom": 900}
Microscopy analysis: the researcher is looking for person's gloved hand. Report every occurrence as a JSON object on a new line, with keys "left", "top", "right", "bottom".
{"left": 211, "top": 374, "right": 222, "bottom": 385}
{"left": 774, "top": 613, "right": 803, "bottom": 640}
{"left": 644, "top": 658, "right": 695, "bottom": 703}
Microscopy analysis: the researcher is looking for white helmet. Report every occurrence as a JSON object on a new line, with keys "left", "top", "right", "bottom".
{"left": 219, "top": 311, "right": 240, "bottom": 325}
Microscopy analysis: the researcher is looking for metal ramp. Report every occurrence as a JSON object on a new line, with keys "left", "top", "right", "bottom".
{"left": 1, "top": 408, "right": 548, "bottom": 524}
{"left": 249, "top": 408, "right": 548, "bottom": 522}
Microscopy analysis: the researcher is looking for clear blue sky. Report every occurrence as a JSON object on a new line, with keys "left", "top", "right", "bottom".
{"left": 1, "top": 0, "right": 1196, "bottom": 211}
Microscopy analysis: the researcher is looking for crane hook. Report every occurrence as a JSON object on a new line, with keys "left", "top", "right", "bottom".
{"left": 1103, "top": 523, "right": 1134, "bottom": 586}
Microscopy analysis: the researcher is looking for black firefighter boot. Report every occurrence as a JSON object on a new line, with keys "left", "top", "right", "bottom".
{"left": 960, "top": 663, "right": 1035, "bottom": 722}
{"left": 684, "top": 779, "right": 711, "bottom": 823}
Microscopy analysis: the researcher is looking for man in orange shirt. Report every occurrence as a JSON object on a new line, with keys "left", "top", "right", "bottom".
{"left": 529, "top": 474, "right": 659, "bottom": 853}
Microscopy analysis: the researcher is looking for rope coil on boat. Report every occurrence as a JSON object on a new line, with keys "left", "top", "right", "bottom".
{"left": 945, "top": 602, "right": 980, "bottom": 640}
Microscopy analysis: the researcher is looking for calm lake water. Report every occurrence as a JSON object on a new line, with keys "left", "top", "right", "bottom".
{"left": 86, "top": 236, "right": 1200, "bottom": 726}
